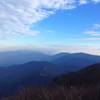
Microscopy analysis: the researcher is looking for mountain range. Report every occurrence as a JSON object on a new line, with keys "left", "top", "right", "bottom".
{"left": 1, "top": 51, "right": 100, "bottom": 97}
{"left": 1, "top": 62, "right": 100, "bottom": 100}
{"left": 0, "top": 50, "right": 50, "bottom": 66}
{"left": 1, "top": 50, "right": 100, "bottom": 72}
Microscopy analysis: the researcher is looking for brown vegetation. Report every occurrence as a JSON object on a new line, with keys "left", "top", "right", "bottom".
{"left": 1, "top": 85, "right": 100, "bottom": 100}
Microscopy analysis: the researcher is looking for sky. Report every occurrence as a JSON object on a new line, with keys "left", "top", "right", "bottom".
{"left": 0, "top": 0, "right": 100, "bottom": 55}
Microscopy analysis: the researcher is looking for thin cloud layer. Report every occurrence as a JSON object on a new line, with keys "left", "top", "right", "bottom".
{"left": 0, "top": 0, "right": 100, "bottom": 38}
{"left": 85, "top": 24, "right": 100, "bottom": 36}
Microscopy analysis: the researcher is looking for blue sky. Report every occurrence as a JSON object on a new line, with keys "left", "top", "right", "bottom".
{"left": 0, "top": 0, "right": 100, "bottom": 55}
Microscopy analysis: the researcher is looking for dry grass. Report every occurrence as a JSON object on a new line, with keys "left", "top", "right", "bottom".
{"left": 1, "top": 85, "right": 100, "bottom": 100}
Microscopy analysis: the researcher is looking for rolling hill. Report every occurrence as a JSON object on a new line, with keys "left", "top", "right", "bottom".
{"left": 0, "top": 61, "right": 60, "bottom": 96}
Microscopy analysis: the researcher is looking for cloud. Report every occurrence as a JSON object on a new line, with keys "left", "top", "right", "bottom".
{"left": 0, "top": 0, "right": 100, "bottom": 38}
{"left": 0, "top": 0, "right": 52, "bottom": 38}
{"left": 79, "top": 0, "right": 88, "bottom": 5}
{"left": 85, "top": 31, "right": 100, "bottom": 36}
{"left": 94, "top": 24, "right": 100, "bottom": 29}
{"left": 82, "top": 37, "right": 100, "bottom": 41}
{"left": 84, "top": 24, "right": 100, "bottom": 36}
{"left": 92, "top": 0, "right": 100, "bottom": 3}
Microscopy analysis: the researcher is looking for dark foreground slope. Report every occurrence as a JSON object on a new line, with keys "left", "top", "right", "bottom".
{"left": 53, "top": 63, "right": 100, "bottom": 86}
{"left": 1, "top": 63, "right": 100, "bottom": 100}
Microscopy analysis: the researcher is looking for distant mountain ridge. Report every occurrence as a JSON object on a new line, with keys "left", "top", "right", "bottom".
{"left": 0, "top": 50, "right": 50, "bottom": 66}
{"left": 49, "top": 52, "right": 100, "bottom": 72}
{"left": 1, "top": 51, "right": 100, "bottom": 72}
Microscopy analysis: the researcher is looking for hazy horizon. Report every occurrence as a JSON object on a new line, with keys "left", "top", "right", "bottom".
{"left": 0, "top": 47, "right": 100, "bottom": 56}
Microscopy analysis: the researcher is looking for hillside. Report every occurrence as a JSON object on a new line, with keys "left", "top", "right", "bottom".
{"left": 53, "top": 63, "right": 100, "bottom": 86}
{"left": 2, "top": 63, "right": 100, "bottom": 100}
{"left": 0, "top": 61, "right": 60, "bottom": 97}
